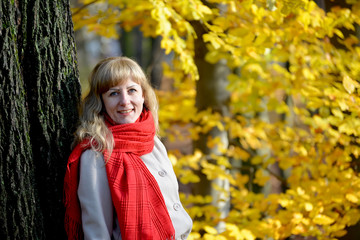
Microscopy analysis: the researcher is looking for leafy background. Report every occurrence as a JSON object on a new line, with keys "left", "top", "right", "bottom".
{"left": 71, "top": 0, "right": 360, "bottom": 239}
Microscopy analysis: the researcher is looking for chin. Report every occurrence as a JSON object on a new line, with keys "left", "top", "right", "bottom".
{"left": 118, "top": 119, "right": 135, "bottom": 125}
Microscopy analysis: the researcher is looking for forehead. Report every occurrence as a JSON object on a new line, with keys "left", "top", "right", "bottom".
{"left": 96, "top": 61, "right": 145, "bottom": 94}
{"left": 109, "top": 78, "right": 141, "bottom": 89}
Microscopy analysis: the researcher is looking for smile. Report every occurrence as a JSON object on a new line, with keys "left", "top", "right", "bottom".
{"left": 118, "top": 109, "right": 133, "bottom": 113}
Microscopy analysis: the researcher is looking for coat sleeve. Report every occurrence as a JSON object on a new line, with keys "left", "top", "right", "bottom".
{"left": 78, "top": 150, "right": 114, "bottom": 240}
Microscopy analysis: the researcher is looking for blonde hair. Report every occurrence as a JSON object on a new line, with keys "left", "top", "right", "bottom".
{"left": 74, "top": 56, "right": 159, "bottom": 153}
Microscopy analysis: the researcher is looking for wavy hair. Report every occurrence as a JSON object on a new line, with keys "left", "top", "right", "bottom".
{"left": 74, "top": 56, "right": 159, "bottom": 153}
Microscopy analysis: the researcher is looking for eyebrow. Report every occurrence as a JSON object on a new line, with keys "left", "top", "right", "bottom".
{"left": 108, "top": 84, "right": 140, "bottom": 91}
{"left": 127, "top": 84, "right": 140, "bottom": 89}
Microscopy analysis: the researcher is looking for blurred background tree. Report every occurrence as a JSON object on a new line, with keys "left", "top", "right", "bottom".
{"left": 72, "top": 0, "right": 360, "bottom": 239}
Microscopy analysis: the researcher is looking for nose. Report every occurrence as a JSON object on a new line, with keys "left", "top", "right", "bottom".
{"left": 119, "top": 92, "right": 130, "bottom": 106}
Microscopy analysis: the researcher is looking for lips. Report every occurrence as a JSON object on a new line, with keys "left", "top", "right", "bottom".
{"left": 118, "top": 109, "right": 133, "bottom": 114}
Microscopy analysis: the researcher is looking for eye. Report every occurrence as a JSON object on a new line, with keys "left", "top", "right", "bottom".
{"left": 109, "top": 91, "right": 119, "bottom": 96}
{"left": 128, "top": 88, "right": 137, "bottom": 94}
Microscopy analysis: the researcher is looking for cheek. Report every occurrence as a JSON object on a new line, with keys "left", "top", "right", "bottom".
{"left": 102, "top": 97, "right": 114, "bottom": 111}
{"left": 138, "top": 96, "right": 145, "bottom": 108}
{"left": 133, "top": 92, "right": 144, "bottom": 105}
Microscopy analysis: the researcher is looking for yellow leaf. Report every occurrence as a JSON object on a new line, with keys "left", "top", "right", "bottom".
{"left": 281, "top": 0, "right": 306, "bottom": 15}
{"left": 339, "top": 122, "right": 357, "bottom": 135}
{"left": 304, "top": 202, "right": 313, "bottom": 211}
{"left": 337, "top": 100, "right": 349, "bottom": 111}
{"left": 251, "top": 155, "right": 263, "bottom": 165}
{"left": 240, "top": 229, "right": 255, "bottom": 240}
{"left": 331, "top": 108, "right": 344, "bottom": 120}
{"left": 243, "top": 63, "right": 266, "bottom": 78}
{"left": 297, "top": 187, "right": 305, "bottom": 196}
{"left": 302, "top": 68, "right": 316, "bottom": 80}
{"left": 197, "top": 4, "right": 212, "bottom": 15}
{"left": 188, "top": 232, "right": 201, "bottom": 240}
{"left": 343, "top": 75, "right": 359, "bottom": 94}
{"left": 207, "top": 24, "right": 224, "bottom": 33}
{"left": 203, "top": 33, "right": 223, "bottom": 49}
{"left": 346, "top": 193, "right": 359, "bottom": 204}
{"left": 254, "top": 169, "right": 270, "bottom": 186}
{"left": 203, "top": 225, "right": 218, "bottom": 235}
{"left": 292, "top": 212, "right": 304, "bottom": 224}
{"left": 334, "top": 29, "right": 344, "bottom": 39}
{"left": 179, "top": 170, "right": 200, "bottom": 184}
{"left": 332, "top": 230, "right": 347, "bottom": 238}
{"left": 227, "top": 146, "right": 250, "bottom": 161}
{"left": 234, "top": 173, "right": 249, "bottom": 186}
{"left": 313, "top": 214, "right": 335, "bottom": 225}
{"left": 344, "top": 209, "right": 360, "bottom": 225}
{"left": 313, "top": 115, "right": 329, "bottom": 130}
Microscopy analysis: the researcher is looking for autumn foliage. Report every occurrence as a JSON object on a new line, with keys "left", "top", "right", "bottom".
{"left": 72, "top": 0, "right": 360, "bottom": 239}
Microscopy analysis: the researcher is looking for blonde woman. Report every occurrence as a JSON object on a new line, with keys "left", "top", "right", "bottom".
{"left": 64, "top": 57, "right": 193, "bottom": 240}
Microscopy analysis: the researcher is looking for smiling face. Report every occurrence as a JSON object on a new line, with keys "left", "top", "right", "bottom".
{"left": 102, "top": 79, "right": 144, "bottom": 124}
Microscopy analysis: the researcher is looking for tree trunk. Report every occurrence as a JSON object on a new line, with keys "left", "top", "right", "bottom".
{"left": 149, "top": 36, "right": 165, "bottom": 89}
{"left": 0, "top": 1, "right": 80, "bottom": 239}
{"left": 120, "top": 27, "right": 144, "bottom": 66}
{"left": 120, "top": 28, "right": 164, "bottom": 89}
{"left": 191, "top": 19, "right": 231, "bottom": 233}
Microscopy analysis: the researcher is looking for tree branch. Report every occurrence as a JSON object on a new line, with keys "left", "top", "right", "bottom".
{"left": 72, "top": 0, "right": 99, "bottom": 16}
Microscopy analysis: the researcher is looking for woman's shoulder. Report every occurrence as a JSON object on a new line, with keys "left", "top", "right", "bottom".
{"left": 80, "top": 149, "right": 105, "bottom": 168}
{"left": 153, "top": 136, "right": 167, "bottom": 152}
{"left": 81, "top": 148, "right": 102, "bottom": 157}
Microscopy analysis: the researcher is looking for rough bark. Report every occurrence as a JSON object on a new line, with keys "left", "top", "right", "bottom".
{"left": 0, "top": 0, "right": 80, "bottom": 239}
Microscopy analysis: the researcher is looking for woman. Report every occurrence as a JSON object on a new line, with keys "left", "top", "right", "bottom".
{"left": 64, "top": 57, "right": 193, "bottom": 240}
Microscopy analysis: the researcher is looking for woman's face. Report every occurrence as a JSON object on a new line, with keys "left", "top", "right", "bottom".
{"left": 102, "top": 79, "right": 144, "bottom": 124}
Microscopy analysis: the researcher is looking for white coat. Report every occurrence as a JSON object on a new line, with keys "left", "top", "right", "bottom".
{"left": 77, "top": 136, "right": 193, "bottom": 240}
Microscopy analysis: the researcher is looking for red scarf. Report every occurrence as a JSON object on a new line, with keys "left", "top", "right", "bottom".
{"left": 64, "top": 110, "right": 175, "bottom": 239}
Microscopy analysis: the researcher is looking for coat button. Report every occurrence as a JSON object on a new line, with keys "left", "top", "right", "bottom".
{"left": 173, "top": 203, "right": 181, "bottom": 211}
{"left": 181, "top": 234, "right": 187, "bottom": 239}
{"left": 158, "top": 170, "right": 166, "bottom": 177}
